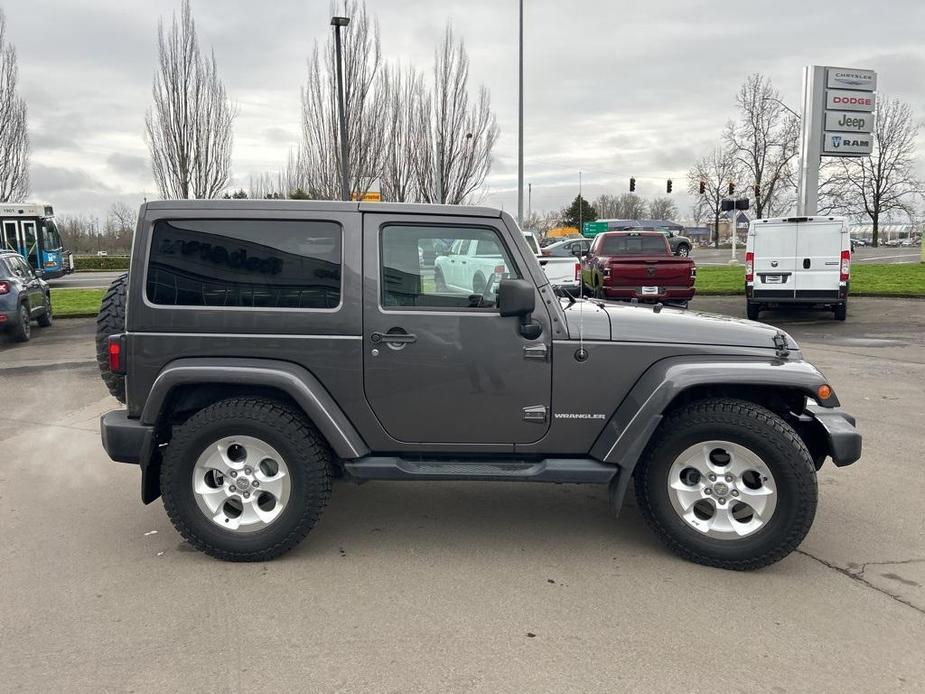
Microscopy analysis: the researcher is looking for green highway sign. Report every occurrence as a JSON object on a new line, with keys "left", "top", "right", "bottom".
{"left": 582, "top": 221, "right": 609, "bottom": 237}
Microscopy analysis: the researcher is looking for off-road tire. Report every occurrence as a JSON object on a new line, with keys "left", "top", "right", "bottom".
{"left": 633, "top": 398, "right": 817, "bottom": 571}
{"left": 12, "top": 304, "right": 31, "bottom": 342}
{"left": 95, "top": 273, "right": 127, "bottom": 403}
{"left": 37, "top": 294, "right": 53, "bottom": 327}
{"left": 160, "top": 398, "right": 333, "bottom": 562}
{"left": 746, "top": 302, "right": 760, "bottom": 321}
{"left": 834, "top": 302, "right": 847, "bottom": 321}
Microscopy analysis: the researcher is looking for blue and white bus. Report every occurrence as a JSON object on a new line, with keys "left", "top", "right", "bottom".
{"left": 0, "top": 203, "right": 74, "bottom": 278}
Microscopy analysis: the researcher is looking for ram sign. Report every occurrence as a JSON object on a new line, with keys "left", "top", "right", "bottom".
{"left": 823, "top": 132, "right": 873, "bottom": 156}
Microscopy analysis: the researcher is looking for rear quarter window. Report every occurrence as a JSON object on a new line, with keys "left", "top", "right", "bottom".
{"left": 145, "top": 219, "right": 342, "bottom": 309}
{"left": 600, "top": 235, "right": 667, "bottom": 255}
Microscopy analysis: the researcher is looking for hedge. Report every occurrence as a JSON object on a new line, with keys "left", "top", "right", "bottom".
{"left": 74, "top": 255, "right": 130, "bottom": 271}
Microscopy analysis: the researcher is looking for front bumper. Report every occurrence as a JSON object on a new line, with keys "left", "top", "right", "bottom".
{"left": 804, "top": 404, "right": 862, "bottom": 467}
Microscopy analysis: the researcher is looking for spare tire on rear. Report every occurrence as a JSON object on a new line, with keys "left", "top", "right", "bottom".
{"left": 96, "top": 273, "right": 128, "bottom": 403}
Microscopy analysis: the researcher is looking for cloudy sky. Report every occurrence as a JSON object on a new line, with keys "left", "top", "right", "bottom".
{"left": 5, "top": 0, "right": 925, "bottom": 221}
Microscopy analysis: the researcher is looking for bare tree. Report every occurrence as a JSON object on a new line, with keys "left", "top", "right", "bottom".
{"left": 145, "top": 0, "right": 235, "bottom": 199}
{"left": 689, "top": 199, "right": 707, "bottom": 228}
{"left": 0, "top": 9, "right": 29, "bottom": 201}
{"left": 724, "top": 74, "right": 800, "bottom": 218}
{"left": 592, "top": 194, "right": 620, "bottom": 218}
{"left": 414, "top": 24, "right": 498, "bottom": 204}
{"left": 648, "top": 197, "right": 678, "bottom": 220}
{"left": 819, "top": 97, "right": 921, "bottom": 246}
{"left": 688, "top": 147, "right": 737, "bottom": 248}
{"left": 379, "top": 63, "right": 423, "bottom": 202}
{"left": 299, "top": 0, "right": 383, "bottom": 200}
{"left": 613, "top": 192, "right": 647, "bottom": 219}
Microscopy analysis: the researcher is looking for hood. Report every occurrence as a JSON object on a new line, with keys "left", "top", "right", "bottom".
{"left": 561, "top": 299, "right": 799, "bottom": 350}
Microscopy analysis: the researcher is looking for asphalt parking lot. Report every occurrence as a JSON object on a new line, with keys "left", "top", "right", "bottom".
{"left": 1, "top": 297, "right": 923, "bottom": 692}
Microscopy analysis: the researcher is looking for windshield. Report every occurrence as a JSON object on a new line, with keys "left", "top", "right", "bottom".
{"left": 41, "top": 219, "right": 62, "bottom": 250}
{"left": 600, "top": 235, "right": 667, "bottom": 255}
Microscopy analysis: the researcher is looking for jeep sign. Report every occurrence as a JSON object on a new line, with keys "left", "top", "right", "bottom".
{"left": 826, "top": 68, "right": 877, "bottom": 92}
{"left": 823, "top": 132, "right": 873, "bottom": 155}
{"left": 824, "top": 110, "right": 873, "bottom": 133}
{"left": 825, "top": 90, "right": 875, "bottom": 112}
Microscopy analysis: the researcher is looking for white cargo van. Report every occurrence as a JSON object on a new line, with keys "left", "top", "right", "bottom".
{"left": 745, "top": 217, "right": 851, "bottom": 321}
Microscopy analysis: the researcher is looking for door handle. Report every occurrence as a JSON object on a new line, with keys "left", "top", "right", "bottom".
{"left": 371, "top": 331, "right": 417, "bottom": 344}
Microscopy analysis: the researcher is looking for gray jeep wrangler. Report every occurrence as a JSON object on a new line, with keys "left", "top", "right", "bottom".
{"left": 98, "top": 200, "right": 860, "bottom": 569}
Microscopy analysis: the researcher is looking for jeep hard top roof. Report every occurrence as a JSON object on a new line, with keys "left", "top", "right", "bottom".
{"left": 142, "top": 199, "right": 505, "bottom": 219}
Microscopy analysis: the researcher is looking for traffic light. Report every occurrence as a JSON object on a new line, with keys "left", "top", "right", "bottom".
{"left": 728, "top": 182, "right": 735, "bottom": 196}
{"left": 666, "top": 179, "right": 673, "bottom": 194}
{"left": 629, "top": 177, "right": 636, "bottom": 192}
{"left": 699, "top": 180, "right": 705, "bottom": 195}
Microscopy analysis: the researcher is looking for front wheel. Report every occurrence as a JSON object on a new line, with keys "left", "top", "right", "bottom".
{"left": 37, "top": 295, "right": 53, "bottom": 327}
{"left": 676, "top": 244, "right": 690, "bottom": 258}
{"left": 160, "top": 398, "right": 333, "bottom": 561}
{"left": 634, "top": 399, "right": 817, "bottom": 570}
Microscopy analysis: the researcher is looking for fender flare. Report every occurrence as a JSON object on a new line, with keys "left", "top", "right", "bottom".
{"left": 141, "top": 357, "right": 369, "bottom": 460}
{"left": 591, "top": 356, "right": 833, "bottom": 513}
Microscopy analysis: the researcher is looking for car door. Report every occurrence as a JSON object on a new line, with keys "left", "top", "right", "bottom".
{"left": 793, "top": 220, "right": 843, "bottom": 299}
{"left": 753, "top": 222, "right": 798, "bottom": 299}
{"left": 363, "top": 214, "right": 552, "bottom": 445}
{"left": 13, "top": 256, "right": 43, "bottom": 314}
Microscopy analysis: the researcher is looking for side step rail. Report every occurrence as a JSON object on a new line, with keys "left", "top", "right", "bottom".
{"left": 343, "top": 457, "right": 617, "bottom": 484}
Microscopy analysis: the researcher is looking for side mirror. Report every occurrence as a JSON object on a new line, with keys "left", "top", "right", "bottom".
{"left": 498, "top": 279, "right": 535, "bottom": 317}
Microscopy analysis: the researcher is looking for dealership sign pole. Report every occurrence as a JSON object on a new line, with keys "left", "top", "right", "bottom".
{"left": 797, "top": 66, "right": 876, "bottom": 216}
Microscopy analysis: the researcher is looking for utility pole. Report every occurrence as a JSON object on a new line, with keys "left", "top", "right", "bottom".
{"left": 517, "top": 0, "right": 524, "bottom": 225}
{"left": 578, "top": 171, "right": 582, "bottom": 234}
{"left": 527, "top": 182, "right": 532, "bottom": 220}
{"left": 331, "top": 16, "right": 351, "bottom": 202}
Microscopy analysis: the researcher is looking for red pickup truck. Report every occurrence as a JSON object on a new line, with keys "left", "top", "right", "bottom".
{"left": 580, "top": 231, "right": 696, "bottom": 305}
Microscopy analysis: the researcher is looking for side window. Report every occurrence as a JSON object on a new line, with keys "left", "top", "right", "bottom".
{"left": 16, "top": 257, "right": 33, "bottom": 278}
{"left": 381, "top": 225, "right": 520, "bottom": 309}
{"left": 146, "top": 219, "right": 342, "bottom": 309}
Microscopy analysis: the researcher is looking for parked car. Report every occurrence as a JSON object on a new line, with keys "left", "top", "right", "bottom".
{"left": 581, "top": 231, "right": 696, "bottom": 306}
{"left": 0, "top": 250, "right": 53, "bottom": 341}
{"left": 524, "top": 232, "right": 581, "bottom": 295}
{"left": 98, "top": 199, "right": 861, "bottom": 570}
{"left": 541, "top": 238, "right": 591, "bottom": 257}
{"left": 746, "top": 217, "right": 851, "bottom": 321}
{"left": 662, "top": 229, "right": 693, "bottom": 257}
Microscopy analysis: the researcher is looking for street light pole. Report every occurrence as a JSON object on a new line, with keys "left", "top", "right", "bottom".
{"left": 517, "top": 0, "right": 524, "bottom": 225}
{"left": 331, "top": 16, "right": 351, "bottom": 202}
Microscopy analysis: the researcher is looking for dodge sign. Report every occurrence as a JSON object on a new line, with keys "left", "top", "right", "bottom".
{"left": 826, "top": 90, "right": 876, "bottom": 112}
{"left": 823, "top": 132, "right": 873, "bottom": 156}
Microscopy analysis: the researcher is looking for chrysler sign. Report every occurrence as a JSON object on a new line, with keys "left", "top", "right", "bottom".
{"left": 825, "top": 89, "right": 875, "bottom": 112}
{"left": 824, "top": 110, "right": 873, "bottom": 133}
{"left": 826, "top": 68, "right": 877, "bottom": 92}
{"left": 823, "top": 132, "right": 873, "bottom": 155}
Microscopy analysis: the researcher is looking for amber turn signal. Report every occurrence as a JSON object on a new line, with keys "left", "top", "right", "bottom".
{"left": 817, "top": 384, "right": 833, "bottom": 401}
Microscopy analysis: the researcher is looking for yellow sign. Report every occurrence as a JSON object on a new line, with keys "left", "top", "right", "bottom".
{"left": 351, "top": 191, "right": 381, "bottom": 202}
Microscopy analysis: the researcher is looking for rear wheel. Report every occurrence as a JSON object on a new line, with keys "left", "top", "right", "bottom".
{"left": 160, "top": 398, "right": 333, "bottom": 562}
{"left": 634, "top": 398, "right": 817, "bottom": 570}
{"left": 746, "top": 302, "right": 760, "bottom": 321}
{"left": 676, "top": 244, "right": 691, "bottom": 258}
{"left": 834, "top": 302, "right": 847, "bottom": 321}
{"left": 12, "top": 304, "right": 31, "bottom": 342}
